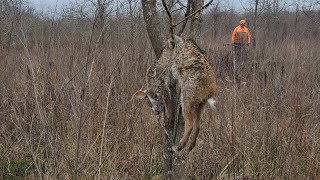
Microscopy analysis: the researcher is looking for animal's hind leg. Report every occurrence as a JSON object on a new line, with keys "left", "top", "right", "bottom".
{"left": 188, "top": 103, "right": 204, "bottom": 151}
{"left": 177, "top": 107, "right": 193, "bottom": 151}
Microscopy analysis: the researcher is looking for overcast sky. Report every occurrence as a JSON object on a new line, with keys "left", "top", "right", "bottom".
{"left": 28, "top": 0, "right": 247, "bottom": 12}
{"left": 28, "top": 0, "right": 68, "bottom": 10}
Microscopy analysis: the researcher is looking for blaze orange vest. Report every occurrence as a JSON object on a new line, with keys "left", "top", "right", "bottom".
{"left": 232, "top": 25, "right": 251, "bottom": 44}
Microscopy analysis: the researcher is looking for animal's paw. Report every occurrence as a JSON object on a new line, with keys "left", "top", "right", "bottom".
{"left": 172, "top": 144, "right": 184, "bottom": 153}
{"left": 172, "top": 145, "right": 185, "bottom": 158}
{"left": 172, "top": 145, "right": 178, "bottom": 153}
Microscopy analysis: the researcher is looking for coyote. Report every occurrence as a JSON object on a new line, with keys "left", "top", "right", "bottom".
{"left": 135, "top": 36, "right": 217, "bottom": 151}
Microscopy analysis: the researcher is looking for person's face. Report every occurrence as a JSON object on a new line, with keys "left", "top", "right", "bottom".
{"left": 240, "top": 23, "right": 245, "bottom": 27}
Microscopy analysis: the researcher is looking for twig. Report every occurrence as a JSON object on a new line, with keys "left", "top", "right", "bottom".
{"left": 173, "top": 0, "right": 214, "bottom": 27}
{"left": 74, "top": 8, "right": 99, "bottom": 180}
{"left": 161, "top": 0, "right": 174, "bottom": 39}
{"left": 301, "top": 10, "right": 320, "bottom": 26}
{"left": 217, "top": 153, "right": 239, "bottom": 178}
{"left": 157, "top": 114, "right": 174, "bottom": 143}
{"left": 80, "top": 32, "right": 137, "bottom": 129}
{"left": 91, "top": 104, "right": 143, "bottom": 179}
{"left": 97, "top": 76, "right": 113, "bottom": 179}
{"left": 178, "top": 0, "right": 191, "bottom": 36}
{"left": 0, "top": 132, "right": 22, "bottom": 161}
{"left": 19, "top": 13, "right": 48, "bottom": 180}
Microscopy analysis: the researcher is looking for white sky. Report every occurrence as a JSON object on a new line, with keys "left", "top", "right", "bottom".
{"left": 28, "top": 0, "right": 69, "bottom": 10}
{"left": 28, "top": 0, "right": 246, "bottom": 12}
{"left": 28, "top": 0, "right": 313, "bottom": 12}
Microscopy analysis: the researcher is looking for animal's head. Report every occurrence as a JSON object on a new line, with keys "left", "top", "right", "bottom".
{"left": 134, "top": 36, "right": 184, "bottom": 115}
{"left": 134, "top": 90, "right": 164, "bottom": 115}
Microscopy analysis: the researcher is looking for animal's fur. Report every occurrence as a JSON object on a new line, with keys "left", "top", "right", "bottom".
{"left": 135, "top": 36, "right": 217, "bottom": 151}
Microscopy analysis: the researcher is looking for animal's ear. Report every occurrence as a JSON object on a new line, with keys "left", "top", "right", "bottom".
{"left": 134, "top": 90, "right": 147, "bottom": 99}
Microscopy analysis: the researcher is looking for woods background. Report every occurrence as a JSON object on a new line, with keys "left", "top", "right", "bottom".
{"left": 0, "top": 0, "right": 320, "bottom": 179}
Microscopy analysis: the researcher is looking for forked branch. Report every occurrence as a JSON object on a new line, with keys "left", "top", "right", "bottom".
{"left": 162, "top": 0, "right": 215, "bottom": 37}
{"left": 173, "top": 0, "right": 214, "bottom": 28}
{"left": 177, "top": 0, "right": 191, "bottom": 36}
{"left": 161, "top": 0, "right": 174, "bottom": 39}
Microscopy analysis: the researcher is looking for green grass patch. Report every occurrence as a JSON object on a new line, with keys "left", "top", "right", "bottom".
{"left": 142, "top": 158, "right": 164, "bottom": 180}
{"left": 1, "top": 158, "right": 32, "bottom": 179}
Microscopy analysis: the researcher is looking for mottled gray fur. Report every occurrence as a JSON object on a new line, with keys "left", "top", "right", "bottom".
{"left": 135, "top": 36, "right": 217, "bottom": 151}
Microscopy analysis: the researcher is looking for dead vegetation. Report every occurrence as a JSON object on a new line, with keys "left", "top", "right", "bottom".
{"left": 0, "top": 1, "right": 319, "bottom": 179}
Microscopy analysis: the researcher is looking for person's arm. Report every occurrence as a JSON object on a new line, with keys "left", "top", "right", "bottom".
{"left": 232, "top": 28, "right": 237, "bottom": 44}
{"left": 247, "top": 29, "right": 251, "bottom": 45}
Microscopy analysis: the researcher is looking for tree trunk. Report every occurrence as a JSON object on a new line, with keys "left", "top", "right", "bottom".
{"left": 141, "top": 0, "right": 165, "bottom": 58}
{"left": 164, "top": 80, "right": 186, "bottom": 180}
{"left": 141, "top": 1, "right": 205, "bottom": 179}
{"left": 252, "top": 0, "right": 259, "bottom": 49}
{"left": 97, "top": 0, "right": 105, "bottom": 44}
{"left": 140, "top": 2, "right": 182, "bottom": 179}
{"left": 190, "top": 0, "right": 204, "bottom": 43}
{"left": 171, "top": 105, "right": 186, "bottom": 179}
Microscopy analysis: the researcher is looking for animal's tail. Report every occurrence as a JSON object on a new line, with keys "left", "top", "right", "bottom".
{"left": 207, "top": 97, "right": 217, "bottom": 110}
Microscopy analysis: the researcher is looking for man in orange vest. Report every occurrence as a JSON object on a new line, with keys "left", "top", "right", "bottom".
{"left": 232, "top": 19, "right": 251, "bottom": 46}
{"left": 231, "top": 19, "right": 251, "bottom": 86}
{"left": 232, "top": 19, "right": 251, "bottom": 59}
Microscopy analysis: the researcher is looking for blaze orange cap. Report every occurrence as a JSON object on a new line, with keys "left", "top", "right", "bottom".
{"left": 240, "top": 19, "right": 246, "bottom": 25}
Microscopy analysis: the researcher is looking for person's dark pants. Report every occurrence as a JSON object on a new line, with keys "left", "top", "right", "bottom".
{"left": 233, "top": 44, "right": 248, "bottom": 86}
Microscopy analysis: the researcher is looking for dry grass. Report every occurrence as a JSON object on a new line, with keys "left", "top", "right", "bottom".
{"left": 1, "top": 7, "right": 320, "bottom": 179}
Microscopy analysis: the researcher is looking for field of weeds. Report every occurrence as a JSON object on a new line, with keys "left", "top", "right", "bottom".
{"left": 0, "top": 1, "right": 319, "bottom": 179}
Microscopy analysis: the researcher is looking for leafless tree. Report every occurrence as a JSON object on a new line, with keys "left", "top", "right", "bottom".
{"left": 140, "top": 0, "right": 214, "bottom": 179}
{"left": 1, "top": 0, "right": 320, "bottom": 179}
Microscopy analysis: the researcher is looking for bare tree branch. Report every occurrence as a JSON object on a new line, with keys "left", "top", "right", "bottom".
{"left": 173, "top": 0, "right": 213, "bottom": 27}
{"left": 173, "top": 0, "right": 214, "bottom": 28}
{"left": 177, "top": 0, "right": 191, "bottom": 36}
{"left": 161, "top": 0, "right": 174, "bottom": 39}
{"left": 301, "top": 10, "right": 320, "bottom": 26}
{"left": 162, "top": 0, "right": 214, "bottom": 38}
